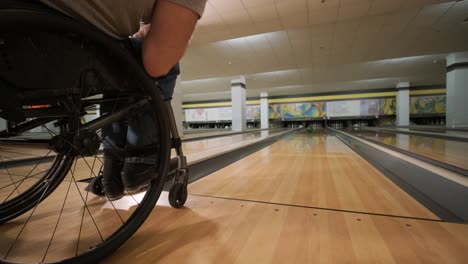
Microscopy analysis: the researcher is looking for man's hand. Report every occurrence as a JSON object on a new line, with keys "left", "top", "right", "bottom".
{"left": 132, "top": 24, "right": 151, "bottom": 38}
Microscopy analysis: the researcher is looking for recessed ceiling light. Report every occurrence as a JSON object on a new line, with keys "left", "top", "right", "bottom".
{"left": 228, "top": 61, "right": 232, "bottom": 65}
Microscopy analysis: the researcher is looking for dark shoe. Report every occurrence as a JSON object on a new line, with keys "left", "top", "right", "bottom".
{"left": 121, "top": 161, "right": 157, "bottom": 194}
{"left": 102, "top": 154, "right": 124, "bottom": 201}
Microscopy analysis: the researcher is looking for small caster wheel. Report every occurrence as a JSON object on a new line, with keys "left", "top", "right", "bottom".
{"left": 88, "top": 175, "right": 105, "bottom": 196}
{"left": 169, "top": 182, "right": 187, "bottom": 209}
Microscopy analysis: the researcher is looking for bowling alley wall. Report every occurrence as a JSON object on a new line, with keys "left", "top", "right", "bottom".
{"left": 182, "top": 88, "right": 446, "bottom": 127}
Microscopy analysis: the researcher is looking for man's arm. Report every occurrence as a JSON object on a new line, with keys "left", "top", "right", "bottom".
{"left": 142, "top": 0, "right": 198, "bottom": 78}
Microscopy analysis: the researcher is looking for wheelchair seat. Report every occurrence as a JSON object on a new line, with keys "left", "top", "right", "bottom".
{"left": 0, "top": 1, "right": 139, "bottom": 122}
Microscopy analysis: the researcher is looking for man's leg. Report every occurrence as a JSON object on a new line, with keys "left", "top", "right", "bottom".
{"left": 100, "top": 92, "right": 128, "bottom": 200}
{"left": 121, "top": 37, "right": 180, "bottom": 193}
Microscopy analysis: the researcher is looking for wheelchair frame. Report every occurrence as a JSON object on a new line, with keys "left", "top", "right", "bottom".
{"left": 0, "top": 1, "right": 189, "bottom": 263}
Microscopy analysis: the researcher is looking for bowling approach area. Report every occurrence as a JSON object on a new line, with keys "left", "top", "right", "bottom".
{"left": 2, "top": 129, "right": 468, "bottom": 263}
{"left": 1, "top": 0, "right": 468, "bottom": 263}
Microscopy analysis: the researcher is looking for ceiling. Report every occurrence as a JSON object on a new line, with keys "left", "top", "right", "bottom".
{"left": 179, "top": 0, "right": 468, "bottom": 102}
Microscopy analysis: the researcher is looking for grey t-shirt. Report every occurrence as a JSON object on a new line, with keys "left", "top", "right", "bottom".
{"left": 40, "top": 0, "right": 207, "bottom": 39}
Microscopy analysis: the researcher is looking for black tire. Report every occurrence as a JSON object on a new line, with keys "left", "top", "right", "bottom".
{"left": 169, "top": 182, "right": 188, "bottom": 209}
{"left": 0, "top": 3, "right": 171, "bottom": 264}
{"left": 88, "top": 175, "right": 105, "bottom": 196}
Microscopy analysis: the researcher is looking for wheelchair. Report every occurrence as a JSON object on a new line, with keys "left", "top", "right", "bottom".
{"left": 0, "top": 1, "right": 189, "bottom": 263}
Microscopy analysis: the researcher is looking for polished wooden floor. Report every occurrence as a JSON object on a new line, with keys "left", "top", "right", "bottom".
{"left": 181, "top": 129, "right": 285, "bottom": 156}
{"left": 2, "top": 132, "right": 468, "bottom": 263}
{"left": 179, "top": 130, "right": 290, "bottom": 166}
{"left": 189, "top": 133, "right": 437, "bottom": 219}
{"left": 0, "top": 144, "right": 51, "bottom": 160}
{"left": 352, "top": 130, "right": 468, "bottom": 171}
{"left": 104, "top": 192, "right": 468, "bottom": 264}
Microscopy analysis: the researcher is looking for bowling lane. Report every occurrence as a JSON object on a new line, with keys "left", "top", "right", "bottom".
{"left": 179, "top": 129, "right": 288, "bottom": 156}
{"left": 103, "top": 193, "right": 468, "bottom": 264}
{"left": 396, "top": 128, "right": 468, "bottom": 138}
{"left": 350, "top": 129, "right": 468, "bottom": 171}
{"left": 5, "top": 189, "right": 468, "bottom": 263}
{"left": 0, "top": 129, "right": 288, "bottom": 186}
{"left": 0, "top": 129, "right": 287, "bottom": 165}
{"left": 182, "top": 128, "right": 265, "bottom": 140}
{"left": 365, "top": 127, "right": 468, "bottom": 141}
{"left": 189, "top": 132, "right": 438, "bottom": 220}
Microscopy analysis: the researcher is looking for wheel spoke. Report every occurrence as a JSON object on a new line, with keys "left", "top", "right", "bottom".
{"left": 0, "top": 151, "right": 52, "bottom": 170}
{"left": 0, "top": 169, "right": 51, "bottom": 191}
{"left": 78, "top": 155, "right": 125, "bottom": 224}
{"left": 41, "top": 158, "right": 76, "bottom": 262}
{"left": 3, "top": 152, "right": 68, "bottom": 259}
{"left": 0, "top": 156, "right": 20, "bottom": 197}
{"left": 29, "top": 120, "right": 58, "bottom": 138}
{"left": 1, "top": 150, "right": 54, "bottom": 204}
{"left": 0, "top": 148, "right": 44, "bottom": 158}
{"left": 68, "top": 157, "right": 104, "bottom": 243}
{"left": 75, "top": 155, "right": 100, "bottom": 256}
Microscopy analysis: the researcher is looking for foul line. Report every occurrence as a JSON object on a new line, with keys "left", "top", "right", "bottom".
{"left": 188, "top": 193, "right": 468, "bottom": 224}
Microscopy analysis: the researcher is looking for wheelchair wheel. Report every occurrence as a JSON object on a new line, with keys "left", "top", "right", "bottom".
{"left": 87, "top": 175, "right": 105, "bottom": 197}
{"left": 0, "top": 3, "right": 171, "bottom": 264}
{"left": 168, "top": 182, "right": 188, "bottom": 209}
{"left": 0, "top": 122, "right": 77, "bottom": 224}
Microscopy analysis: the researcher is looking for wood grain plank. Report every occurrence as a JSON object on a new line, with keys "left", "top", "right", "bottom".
{"left": 189, "top": 133, "right": 438, "bottom": 220}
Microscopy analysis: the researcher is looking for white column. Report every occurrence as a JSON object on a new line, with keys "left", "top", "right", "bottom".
{"left": 260, "top": 92, "right": 269, "bottom": 129}
{"left": 446, "top": 52, "right": 468, "bottom": 128}
{"left": 0, "top": 118, "right": 7, "bottom": 131}
{"left": 396, "top": 82, "right": 410, "bottom": 126}
{"left": 231, "top": 76, "right": 246, "bottom": 132}
{"left": 396, "top": 134, "right": 410, "bottom": 149}
{"left": 171, "top": 76, "right": 184, "bottom": 136}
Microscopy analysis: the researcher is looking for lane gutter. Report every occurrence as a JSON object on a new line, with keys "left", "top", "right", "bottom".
{"left": 362, "top": 127, "right": 468, "bottom": 143}
{"left": 350, "top": 130, "right": 468, "bottom": 178}
{"left": 330, "top": 128, "right": 468, "bottom": 223}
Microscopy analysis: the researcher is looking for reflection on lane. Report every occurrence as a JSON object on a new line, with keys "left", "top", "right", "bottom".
{"left": 188, "top": 131, "right": 438, "bottom": 219}
{"left": 181, "top": 129, "right": 288, "bottom": 155}
{"left": 395, "top": 128, "right": 468, "bottom": 139}
{"left": 351, "top": 129, "right": 468, "bottom": 171}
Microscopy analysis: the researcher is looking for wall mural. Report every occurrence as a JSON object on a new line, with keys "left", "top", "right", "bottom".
{"left": 183, "top": 94, "right": 446, "bottom": 122}
{"left": 379, "top": 98, "right": 397, "bottom": 115}
{"left": 280, "top": 102, "right": 326, "bottom": 119}
{"left": 246, "top": 105, "right": 261, "bottom": 120}
{"left": 410, "top": 95, "right": 446, "bottom": 114}
{"left": 268, "top": 102, "right": 326, "bottom": 119}
{"left": 360, "top": 99, "right": 380, "bottom": 116}
{"left": 269, "top": 104, "right": 282, "bottom": 119}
